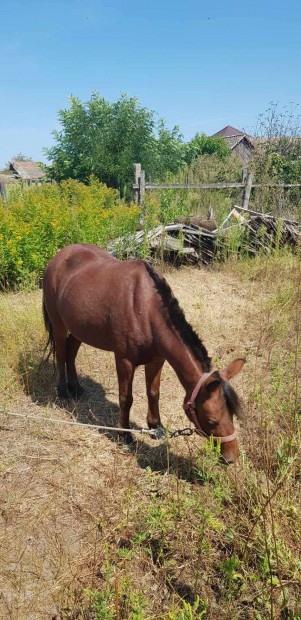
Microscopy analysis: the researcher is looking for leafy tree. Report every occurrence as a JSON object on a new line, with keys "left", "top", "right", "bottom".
{"left": 184, "top": 133, "right": 231, "bottom": 165}
{"left": 10, "top": 153, "right": 32, "bottom": 162}
{"left": 153, "top": 120, "right": 186, "bottom": 177}
{"left": 46, "top": 93, "right": 185, "bottom": 197}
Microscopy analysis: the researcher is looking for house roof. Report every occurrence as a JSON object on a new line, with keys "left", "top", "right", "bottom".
{"left": 225, "top": 135, "right": 254, "bottom": 150}
{"left": 9, "top": 160, "right": 45, "bottom": 180}
{"left": 212, "top": 125, "right": 245, "bottom": 138}
{"left": 211, "top": 125, "right": 254, "bottom": 152}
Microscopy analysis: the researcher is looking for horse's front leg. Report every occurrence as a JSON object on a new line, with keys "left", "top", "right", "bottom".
{"left": 145, "top": 358, "right": 165, "bottom": 432}
{"left": 66, "top": 334, "right": 84, "bottom": 399}
{"left": 115, "top": 356, "right": 135, "bottom": 444}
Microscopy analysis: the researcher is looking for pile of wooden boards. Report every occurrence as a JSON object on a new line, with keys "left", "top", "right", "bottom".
{"left": 235, "top": 209, "right": 301, "bottom": 254}
{"left": 108, "top": 222, "right": 217, "bottom": 265}
{"left": 108, "top": 206, "right": 301, "bottom": 264}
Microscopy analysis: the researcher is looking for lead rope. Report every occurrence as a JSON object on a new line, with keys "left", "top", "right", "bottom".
{"left": 0, "top": 411, "right": 159, "bottom": 436}
{"left": 0, "top": 410, "right": 198, "bottom": 439}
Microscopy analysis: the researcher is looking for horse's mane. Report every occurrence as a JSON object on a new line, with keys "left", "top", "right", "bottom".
{"left": 143, "top": 261, "right": 211, "bottom": 372}
{"left": 221, "top": 380, "right": 242, "bottom": 420}
{"left": 143, "top": 261, "right": 242, "bottom": 419}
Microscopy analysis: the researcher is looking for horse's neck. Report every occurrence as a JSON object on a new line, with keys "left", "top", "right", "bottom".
{"left": 159, "top": 327, "right": 205, "bottom": 395}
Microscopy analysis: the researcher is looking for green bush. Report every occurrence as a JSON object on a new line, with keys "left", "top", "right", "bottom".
{"left": 0, "top": 179, "right": 140, "bottom": 287}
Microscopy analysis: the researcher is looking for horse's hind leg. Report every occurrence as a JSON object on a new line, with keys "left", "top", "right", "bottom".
{"left": 53, "top": 325, "right": 69, "bottom": 400}
{"left": 66, "top": 334, "right": 84, "bottom": 399}
{"left": 115, "top": 356, "right": 135, "bottom": 444}
{"left": 145, "top": 358, "right": 165, "bottom": 431}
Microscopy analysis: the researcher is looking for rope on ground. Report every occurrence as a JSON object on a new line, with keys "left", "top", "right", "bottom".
{"left": 0, "top": 410, "right": 196, "bottom": 440}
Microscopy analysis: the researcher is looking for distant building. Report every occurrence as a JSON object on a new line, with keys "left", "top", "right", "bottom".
{"left": 8, "top": 160, "right": 45, "bottom": 184}
{"left": 212, "top": 125, "right": 254, "bottom": 168}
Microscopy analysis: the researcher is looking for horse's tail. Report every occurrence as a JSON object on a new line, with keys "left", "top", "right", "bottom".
{"left": 42, "top": 298, "right": 56, "bottom": 361}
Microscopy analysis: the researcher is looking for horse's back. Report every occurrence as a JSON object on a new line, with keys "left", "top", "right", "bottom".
{"left": 44, "top": 244, "right": 146, "bottom": 293}
{"left": 43, "top": 244, "right": 157, "bottom": 360}
{"left": 44, "top": 244, "right": 116, "bottom": 285}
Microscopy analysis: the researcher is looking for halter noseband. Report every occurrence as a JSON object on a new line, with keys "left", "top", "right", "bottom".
{"left": 183, "top": 370, "right": 237, "bottom": 444}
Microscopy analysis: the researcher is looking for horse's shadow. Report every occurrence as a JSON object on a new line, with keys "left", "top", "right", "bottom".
{"left": 19, "top": 351, "right": 202, "bottom": 483}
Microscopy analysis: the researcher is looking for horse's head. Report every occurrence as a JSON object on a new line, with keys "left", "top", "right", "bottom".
{"left": 184, "top": 358, "right": 245, "bottom": 464}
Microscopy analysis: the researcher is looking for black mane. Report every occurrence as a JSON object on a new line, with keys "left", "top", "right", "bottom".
{"left": 221, "top": 380, "right": 242, "bottom": 420}
{"left": 143, "top": 261, "right": 211, "bottom": 372}
{"left": 143, "top": 262, "right": 242, "bottom": 420}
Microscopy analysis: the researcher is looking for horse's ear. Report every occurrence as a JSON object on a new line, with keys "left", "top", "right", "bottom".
{"left": 220, "top": 358, "right": 246, "bottom": 381}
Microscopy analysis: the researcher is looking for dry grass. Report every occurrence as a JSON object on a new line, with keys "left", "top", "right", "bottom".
{"left": 0, "top": 254, "right": 300, "bottom": 619}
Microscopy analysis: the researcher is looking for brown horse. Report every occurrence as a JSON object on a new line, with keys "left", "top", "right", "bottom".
{"left": 43, "top": 244, "right": 245, "bottom": 464}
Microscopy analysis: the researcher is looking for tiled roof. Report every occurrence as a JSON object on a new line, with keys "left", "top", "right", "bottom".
{"left": 212, "top": 125, "right": 244, "bottom": 138}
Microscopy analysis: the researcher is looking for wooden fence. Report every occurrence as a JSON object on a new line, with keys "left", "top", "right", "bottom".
{"left": 0, "top": 179, "right": 45, "bottom": 201}
{"left": 1, "top": 168, "right": 300, "bottom": 213}
{"left": 133, "top": 164, "right": 301, "bottom": 212}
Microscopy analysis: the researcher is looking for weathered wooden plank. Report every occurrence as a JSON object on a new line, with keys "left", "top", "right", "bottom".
{"left": 133, "top": 181, "right": 301, "bottom": 191}
{"left": 251, "top": 183, "right": 301, "bottom": 188}
{"left": 133, "top": 163, "right": 141, "bottom": 205}
{"left": 140, "top": 169, "right": 145, "bottom": 203}
{"left": 0, "top": 182, "right": 7, "bottom": 201}
{"left": 242, "top": 172, "right": 254, "bottom": 210}
{"left": 234, "top": 204, "right": 300, "bottom": 225}
{"left": 144, "top": 182, "right": 245, "bottom": 190}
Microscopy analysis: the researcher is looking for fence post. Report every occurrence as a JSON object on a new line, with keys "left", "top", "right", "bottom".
{"left": 133, "top": 163, "right": 146, "bottom": 225}
{"left": 139, "top": 170, "right": 145, "bottom": 225}
{"left": 133, "top": 163, "right": 141, "bottom": 205}
{"left": 0, "top": 182, "right": 7, "bottom": 201}
{"left": 241, "top": 172, "right": 253, "bottom": 210}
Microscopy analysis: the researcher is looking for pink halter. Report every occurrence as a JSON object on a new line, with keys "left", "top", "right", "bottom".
{"left": 183, "top": 370, "right": 237, "bottom": 444}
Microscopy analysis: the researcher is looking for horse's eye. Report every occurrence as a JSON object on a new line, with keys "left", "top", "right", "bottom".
{"left": 207, "top": 419, "right": 218, "bottom": 427}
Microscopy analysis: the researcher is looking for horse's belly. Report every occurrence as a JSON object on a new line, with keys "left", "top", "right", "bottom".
{"left": 61, "top": 309, "right": 154, "bottom": 362}
{"left": 64, "top": 315, "right": 121, "bottom": 352}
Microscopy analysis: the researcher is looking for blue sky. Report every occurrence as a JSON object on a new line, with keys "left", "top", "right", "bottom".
{"left": 1, "top": 0, "right": 300, "bottom": 168}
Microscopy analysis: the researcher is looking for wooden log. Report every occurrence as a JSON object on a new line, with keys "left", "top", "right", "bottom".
{"left": 174, "top": 216, "right": 217, "bottom": 231}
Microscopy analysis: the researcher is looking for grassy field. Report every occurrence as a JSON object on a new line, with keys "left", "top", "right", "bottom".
{"left": 0, "top": 251, "right": 300, "bottom": 620}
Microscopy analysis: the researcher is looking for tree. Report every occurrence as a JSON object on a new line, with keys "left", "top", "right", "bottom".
{"left": 5, "top": 153, "right": 32, "bottom": 169}
{"left": 152, "top": 121, "right": 186, "bottom": 178}
{"left": 253, "top": 102, "right": 301, "bottom": 183}
{"left": 46, "top": 93, "right": 185, "bottom": 197}
{"left": 250, "top": 102, "right": 301, "bottom": 215}
{"left": 184, "top": 133, "right": 231, "bottom": 166}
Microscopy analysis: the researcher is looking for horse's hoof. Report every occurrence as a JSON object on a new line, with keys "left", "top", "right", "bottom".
{"left": 124, "top": 431, "right": 135, "bottom": 445}
{"left": 118, "top": 430, "right": 135, "bottom": 445}
{"left": 68, "top": 384, "right": 85, "bottom": 400}
{"left": 57, "top": 387, "right": 69, "bottom": 401}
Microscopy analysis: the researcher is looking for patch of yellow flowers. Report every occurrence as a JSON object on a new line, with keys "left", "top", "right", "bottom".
{"left": 0, "top": 178, "right": 140, "bottom": 287}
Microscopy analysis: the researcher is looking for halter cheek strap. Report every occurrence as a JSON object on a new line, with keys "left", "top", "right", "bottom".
{"left": 183, "top": 370, "right": 237, "bottom": 444}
